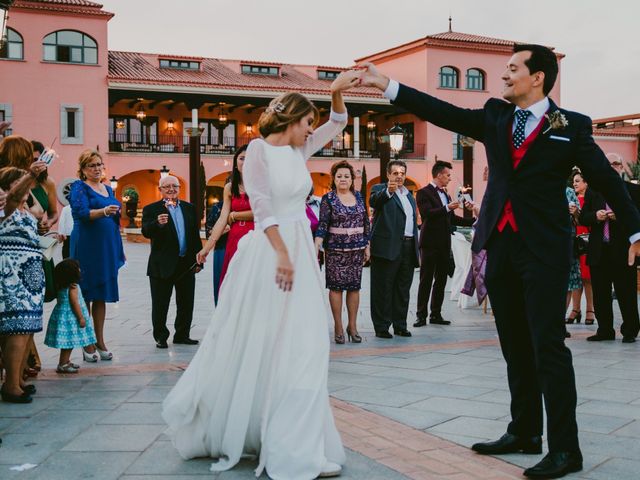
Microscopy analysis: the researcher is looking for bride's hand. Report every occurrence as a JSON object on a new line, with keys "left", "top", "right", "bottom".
{"left": 358, "top": 62, "right": 390, "bottom": 91}
{"left": 276, "top": 253, "right": 294, "bottom": 292}
{"left": 330, "top": 70, "right": 361, "bottom": 93}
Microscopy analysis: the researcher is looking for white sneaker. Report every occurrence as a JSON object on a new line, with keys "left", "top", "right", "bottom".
{"left": 317, "top": 462, "right": 342, "bottom": 478}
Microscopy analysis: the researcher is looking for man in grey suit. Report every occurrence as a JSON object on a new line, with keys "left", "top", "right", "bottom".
{"left": 369, "top": 160, "right": 420, "bottom": 338}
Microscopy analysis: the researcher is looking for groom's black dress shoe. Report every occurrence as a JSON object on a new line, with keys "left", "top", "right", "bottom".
{"left": 375, "top": 331, "right": 393, "bottom": 339}
{"left": 394, "top": 328, "right": 412, "bottom": 337}
{"left": 523, "top": 451, "right": 583, "bottom": 478}
{"left": 413, "top": 318, "right": 427, "bottom": 327}
{"left": 173, "top": 337, "right": 199, "bottom": 345}
{"left": 471, "top": 433, "right": 542, "bottom": 455}
{"left": 156, "top": 340, "right": 168, "bottom": 349}
{"left": 622, "top": 336, "right": 636, "bottom": 343}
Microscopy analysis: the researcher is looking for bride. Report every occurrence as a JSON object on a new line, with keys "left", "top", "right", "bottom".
{"left": 162, "top": 70, "right": 361, "bottom": 479}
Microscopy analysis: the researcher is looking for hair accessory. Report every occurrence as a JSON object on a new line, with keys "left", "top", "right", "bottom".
{"left": 266, "top": 102, "right": 285, "bottom": 114}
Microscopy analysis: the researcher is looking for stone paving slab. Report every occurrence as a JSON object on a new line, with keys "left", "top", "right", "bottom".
{"left": 3, "top": 242, "right": 640, "bottom": 479}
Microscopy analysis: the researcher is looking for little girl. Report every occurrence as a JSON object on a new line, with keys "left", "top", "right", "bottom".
{"left": 45, "top": 259, "right": 97, "bottom": 373}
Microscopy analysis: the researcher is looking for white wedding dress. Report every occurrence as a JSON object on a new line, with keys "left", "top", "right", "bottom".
{"left": 162, "top": 111, "right": 348, "bottom": 480}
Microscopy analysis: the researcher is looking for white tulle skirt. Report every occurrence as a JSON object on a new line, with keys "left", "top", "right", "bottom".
{"left": 162, "top": 220, "right": 345, "bottom": 480}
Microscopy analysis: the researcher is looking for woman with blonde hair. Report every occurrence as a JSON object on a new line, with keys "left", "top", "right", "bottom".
{"left": 69, "top": 150, "right": 125, "bottom": 362}
{"left": 163, "top": 71, "right": 360, "bottom": 479}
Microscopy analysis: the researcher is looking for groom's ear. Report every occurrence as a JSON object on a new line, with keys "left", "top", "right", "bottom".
{"left": 532, "top": 71, "right": 545, "bottom": 90}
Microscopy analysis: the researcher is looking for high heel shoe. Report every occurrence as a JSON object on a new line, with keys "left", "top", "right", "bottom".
{"left": 585, "top": 310, "right": 596, "bottom": 325}
{"left": 334, "top": 332, "right": 345, "bottom": 345}
{"left": 97, "top": 348, "right": 113, "bottom": 361}
{"left": 83, "top": 347, "right": 99, "bottom": 363}
{"left": 565, "top": 309, "right": 582, "bottom": 324}
{"left": 346, "top": 327, "right": 362, "bottom": 343}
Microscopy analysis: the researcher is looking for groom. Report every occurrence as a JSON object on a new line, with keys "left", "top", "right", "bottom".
{"left": 361, "top": 44, "right": 640, "bottom": 479}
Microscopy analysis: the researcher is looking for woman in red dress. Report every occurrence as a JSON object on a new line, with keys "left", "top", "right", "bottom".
{"left": 567, "top": 171, "right": 595, "bottom": 325}
{"left": 198, "top": 145, "right": 254, "bottom": 286}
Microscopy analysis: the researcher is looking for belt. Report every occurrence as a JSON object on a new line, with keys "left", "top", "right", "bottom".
{"left": 403, "top": 236, "right": 414, "bottom": 240}
{"left": 329, "top": 227, "right": 364, "bottom": 235}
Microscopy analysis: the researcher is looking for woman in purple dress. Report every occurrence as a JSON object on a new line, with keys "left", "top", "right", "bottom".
{"left": 315, "top": 161, "right": 370, "bottom": 344}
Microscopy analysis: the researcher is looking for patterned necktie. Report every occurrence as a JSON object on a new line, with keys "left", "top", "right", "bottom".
{"left": 603, "top": 203, "right": 610, "bottom": 242}
{"left": 513, "top": 109, "right": 532, "bottom": 149}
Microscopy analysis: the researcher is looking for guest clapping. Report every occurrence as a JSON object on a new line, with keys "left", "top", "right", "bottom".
{"left": 0, "top": 164, "right": 46, "bottom": 403}
{"left": 197, "top": 145, "right": 254, "bottom": 285}
{"left": 314, "top": 161, "right": 370, "bottom": 343}
{"left": 69, "top": 150, "right": 125, "bottom": 361}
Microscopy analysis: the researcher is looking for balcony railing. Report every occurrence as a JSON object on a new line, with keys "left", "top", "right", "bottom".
{"left": 108, "top": 134, "right": 426, "bottom": 160}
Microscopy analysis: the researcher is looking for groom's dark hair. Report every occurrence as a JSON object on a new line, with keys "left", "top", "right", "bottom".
{"left": 513, "top": 44, "right": 558, "bottom": 96}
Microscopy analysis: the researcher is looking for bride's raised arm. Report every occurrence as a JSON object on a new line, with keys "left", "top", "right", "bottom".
{"left": 301, "top": 70, "right": 361, "bottom": 160}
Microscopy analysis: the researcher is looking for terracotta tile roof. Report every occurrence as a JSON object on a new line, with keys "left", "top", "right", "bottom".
{"left": 108, "top": 51, "right": 383, "bottom": 99}
{"left": 426, "top": 31, "right": 517, "bottom": 46}
{"left": 592, "top": 125, "right": 639, "bottom": 137}
{"left": 13, "top": 0, "right": 114, "bottom": 17}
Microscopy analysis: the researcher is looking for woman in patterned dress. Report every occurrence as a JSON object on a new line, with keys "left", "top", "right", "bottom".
{"left": 314, "top": 160, "right": 371, "bottom": 344}
{"left": 0, "top": 164, "right": 47, "bottom": 403}
{"left": 564, "top": 185, "right": 583, "bottom": 338}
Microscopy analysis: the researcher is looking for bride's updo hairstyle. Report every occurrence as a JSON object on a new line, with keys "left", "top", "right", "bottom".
{"left": 258, "top": 93, "right": 319, "bottom": 137}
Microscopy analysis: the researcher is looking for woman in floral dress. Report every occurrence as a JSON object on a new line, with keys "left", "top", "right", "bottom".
{"left": 315, "top": 160, "right": 371, "bottom": 344}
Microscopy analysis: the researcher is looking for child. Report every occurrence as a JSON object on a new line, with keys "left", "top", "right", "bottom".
{"left": 45, "top": 259, "right": 97, "bottom": 373}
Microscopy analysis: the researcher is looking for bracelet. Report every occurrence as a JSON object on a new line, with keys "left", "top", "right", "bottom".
{"left": 103, "top": 207, "right": 109, "bottom": 217}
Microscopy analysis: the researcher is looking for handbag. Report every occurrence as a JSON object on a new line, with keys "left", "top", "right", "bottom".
{"left": 573, "top": 233, "right": 589, "bottom": 258}
{"left": 38, "top": 232, "right": 59, "bottom": 261}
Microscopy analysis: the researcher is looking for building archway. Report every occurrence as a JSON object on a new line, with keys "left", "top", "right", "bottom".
{"left": 206, "top": 171, "right": 232, "bottom": 212}
{"left": 310, "top": 172, "right": 331, "bottom": 196}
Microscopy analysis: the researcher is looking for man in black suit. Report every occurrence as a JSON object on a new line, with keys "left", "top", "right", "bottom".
{"left": 142, "top": 175, "right": 202, "bottom": 348}
{"left": 369, "top": 160, "right": 420, "bottom": 338}
{"left": 361, "top": 44, "right": 640, "bottom": 478}
{"left": 580, "top": 158, "right": 640, "bottom": 343}
{"left": 414, "top": 160, "right": 476, "bottom": 327}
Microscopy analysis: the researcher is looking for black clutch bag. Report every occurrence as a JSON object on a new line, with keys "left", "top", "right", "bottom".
{"left": 573, "top": 233, "right": 589, "bottom": 258}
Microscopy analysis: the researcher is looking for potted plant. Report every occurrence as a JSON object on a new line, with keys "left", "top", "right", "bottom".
{"left": 122, "top": 186, "right": 139, "bottom": 228}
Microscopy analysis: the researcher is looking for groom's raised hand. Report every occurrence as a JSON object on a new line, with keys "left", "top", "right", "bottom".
{"left": 358, "top": 62, "right": 390, "bottom": 92}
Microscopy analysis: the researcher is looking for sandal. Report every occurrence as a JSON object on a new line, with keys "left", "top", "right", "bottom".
{"left": 82, "top": 348, "right": 99, "bottom": 363}
{"left": 97, "top": 348, "right": 113, "bottom": 361}
{"left": 334, "top": 332, "right": 345, "bottom": 345}
{"left": 585, "top": 310, "right": 596, "bottom": 325}
{"left": 56, "top": 362, "right": 79, "bottom": 374}
{"left": 565, "top": 309, "right": 582, "bottom": 324}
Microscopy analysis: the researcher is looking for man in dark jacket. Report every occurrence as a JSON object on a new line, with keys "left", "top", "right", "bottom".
{"left": 142, "top": 175, "right": 202, "bottom": 348}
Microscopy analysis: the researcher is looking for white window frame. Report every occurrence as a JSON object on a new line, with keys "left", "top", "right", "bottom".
{"left": 60, "top": 103, "right": 84, "bottom": 144}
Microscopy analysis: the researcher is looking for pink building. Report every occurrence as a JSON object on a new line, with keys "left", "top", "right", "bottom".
{"left": 1, "top": 0, "right": 637, "bottom": 223}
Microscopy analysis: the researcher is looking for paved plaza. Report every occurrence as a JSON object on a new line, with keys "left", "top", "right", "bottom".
{"left": 1, "top": 241, "right": 639, "bottom": 479}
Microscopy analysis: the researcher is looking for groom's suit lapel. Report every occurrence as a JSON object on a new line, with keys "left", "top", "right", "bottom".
{"left": 497, "top": 103, "right": 515, "bottom": 169}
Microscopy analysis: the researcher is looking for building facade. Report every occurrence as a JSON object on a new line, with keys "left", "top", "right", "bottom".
{"left": 1, "top": 0, "right": 637, "bottom": 224}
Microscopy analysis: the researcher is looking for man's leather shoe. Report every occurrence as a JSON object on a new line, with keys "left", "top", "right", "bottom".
{"left": 173, "top": 338, "right": 199, "bottom": 345}
{"left": 586, "top": 333, "right": 615, "bottom": 342}
{"left": 394, "top": 328, "right": 412, "bottom": 337}
{"left": 429, "top": 315, "right": 451, "bottom": 325}
{"left": 472, "top": 433, "right": 542, "bottom": 455}
{"left": 622, "top": 336, "right": 636, "bottom": 343}
{"left": 523, "top": 451, "right": 583, "bottom": 478}
{"left": 413, "top": 319, "right": 427, "bottom": 327}
{"left": 156, "top": 340, "right": 168, "bottom": 349}
{"left": 375, "top": 331, "right": 393, "bottom": 339}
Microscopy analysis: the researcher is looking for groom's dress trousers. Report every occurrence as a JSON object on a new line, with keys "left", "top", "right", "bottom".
{"left": 142, "top": 200, "right": 201, "bottom": 343}
{"left": 580, "top": 186, "right": 640, "bottom": 339}
{"left": 386, "top": 81, "right": 640, "bottom": 454}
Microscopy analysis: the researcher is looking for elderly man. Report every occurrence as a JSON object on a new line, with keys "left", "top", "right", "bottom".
{"left": 142, "top": 175, "right": 202, "bottom": 348}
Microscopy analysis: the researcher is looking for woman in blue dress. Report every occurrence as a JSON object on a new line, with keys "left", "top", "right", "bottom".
{"left": 70, "top": 150, "right": 125, "bottom": 361}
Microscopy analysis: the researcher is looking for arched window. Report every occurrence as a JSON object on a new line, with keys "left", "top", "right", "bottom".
{"left": 0, "top": 28, "right": 23, "bottom": 60}
{"left": 43, "top": 30, "right": 97, "bottom": 64}
{"left": 439, "top": 66, "right": 459, "bottom": 89}
{"left": 466, "top": 68, "right": 485, "bottom": 90}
